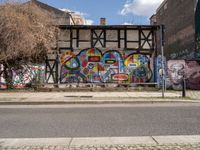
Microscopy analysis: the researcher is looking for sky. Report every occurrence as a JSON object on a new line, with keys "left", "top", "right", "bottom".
{"left": 36, "top": 0, "right": 164, "bottom": 25}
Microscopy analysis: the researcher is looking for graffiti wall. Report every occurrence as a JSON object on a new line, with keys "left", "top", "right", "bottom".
{"left": 60, "top": 48, "right": 152, "bottom": 84}
{"left": 167, "top": 60, "right": 186, "bottom": 90}
{"left": 157, "top": 60, "right": 200, "bottom": 90}
{"left": 0, "top": 64, "right": 6, "bottom": 89}
{"left": 155, "top": 57, "right": 200, "bottom": 90}
{"left": 185, "top": 60, "right": 200, "bottom": 89}
{"left": 155, "top": 55, "right": 167, "bottom": 87}
{"left": 0, "top": 64, "right": 45, "bottom": 89}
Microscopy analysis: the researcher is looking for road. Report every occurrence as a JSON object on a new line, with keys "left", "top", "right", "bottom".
{"left": 0, "top": 103, "right": 200, "bottom": 138}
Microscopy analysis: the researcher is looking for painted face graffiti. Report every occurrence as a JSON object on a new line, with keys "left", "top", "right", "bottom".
{"left": 60, "top": 48, "right": 152, "bottom": 84}
{"left": 165, "top": 60, "right": 200, "bottom": 90}
{"left": 168, "top": 63, "right": 185, "bottom": 85}
{"left": 125, "top": 54, "right": 152, "bottom": 83}
{"left": 101, "top": 50, "right": 125, "bottom": 82}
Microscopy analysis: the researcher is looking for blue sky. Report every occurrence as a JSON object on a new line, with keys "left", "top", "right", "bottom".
{"left": 38, "top": 0, "right": 163, "bottom": 25}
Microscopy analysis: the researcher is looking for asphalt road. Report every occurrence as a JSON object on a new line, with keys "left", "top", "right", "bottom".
{"left": 0, "top": 103, "right": 200, "bottom": 138}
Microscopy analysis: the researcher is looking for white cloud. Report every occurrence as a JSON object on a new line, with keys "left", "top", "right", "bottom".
{"left": 85, "top": 19, "right": 94, "bottom": 25}
{"left": 120, "top": 0, "right": 164, "bottom": 17}
{"left": 60, "top": 8, "right": 88, "bottom": 17}
{"left": 60, "top": 8, "right": 94, "bottom": 25}
{"left": 60, "top": 8, "right": 71, "bottom": 13}
{"left": 74, "top": 11, "right": 88, "bottom": 17}
{"left": 122, "top": 22, "right": 134, "bottom": 25}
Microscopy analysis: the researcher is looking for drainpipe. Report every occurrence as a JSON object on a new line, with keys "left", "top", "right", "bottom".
{"left": 194, "top": 0, "right": 199, "bottom": 58}
{"left": 160, "top": 24, "right": 165, "bottom": 98}
{"left": 195, "top": 0, "right": 198, "bottom": 12}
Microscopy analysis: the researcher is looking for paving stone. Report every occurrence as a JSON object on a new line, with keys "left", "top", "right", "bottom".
{"left": 1, "top": 143, "right": 200, "bottom": 150}
{"left": 186, "top": 91, "right": 200, "bottom": 100}
{"left": 154, "top": 135, "right": 200, "bottom": 144}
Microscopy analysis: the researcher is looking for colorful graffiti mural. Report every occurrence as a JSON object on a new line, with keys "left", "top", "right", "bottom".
{"left": 167, "top": 60, "right": 185, "bottom": 90}
{"left": 60, "top": 48, "right": 152, "bottom": 84}
{"left": 0, "top": 64, "right": 6, "bottom": 89}
{"left": 155, "top": 58, "right": 200, "bottom": 90}
{"left": 12, "top": 65, "right": 45, "bottom": 88}
{"left": 155, "top": 55, "right": 167, "bottom": 87}
{"left": 163, "top": 60, "right": 200, "bottom": 90}
{"left": 1, "top": 54, "right": 199, "bottom": 90}
{"left": 0, "top": 64, "right": 45, "bottom": 89}
{"left": 185, "top": 61, "right": 200, "bottom": 89}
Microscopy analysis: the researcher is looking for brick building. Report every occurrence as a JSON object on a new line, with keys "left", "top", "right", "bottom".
{"left": 152, "top": 0, "right": 200, "bottom": 60}
{"left": 25, "top": 0, "right": 88, "bottom": 26}
{"left": 25, "top": 0, "right": 88, "bottom": 54}
{"left": 196, "top": 0, "right": 200, "bottom": 57}
{"left": 26, "top": 0, "right": 73, "bottom": 25}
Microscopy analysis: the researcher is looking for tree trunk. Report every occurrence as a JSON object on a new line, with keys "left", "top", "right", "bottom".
{"left": 3, "top": 63, "right": 13, "bottom": 89}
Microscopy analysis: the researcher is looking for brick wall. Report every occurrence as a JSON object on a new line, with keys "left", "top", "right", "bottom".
{"left": 156, "top": 0, "right": 196, "bottom": 59}
{"left": 195, "top": 0, "right": 200, "bottom": 59}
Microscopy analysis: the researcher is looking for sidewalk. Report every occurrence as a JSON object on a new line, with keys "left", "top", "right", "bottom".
{"left": 1, "top": 135, "right": 200, "bottom": 150}
{"left": 0, "top": 91, "right": 199, "bottom": 104}
{"left": 186, "top": 90, "right": 200, "bottom": 100}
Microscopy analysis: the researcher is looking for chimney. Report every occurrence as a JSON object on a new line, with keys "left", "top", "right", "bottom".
{"left": 100, "top": 18, "right": 106, "bottom": 25}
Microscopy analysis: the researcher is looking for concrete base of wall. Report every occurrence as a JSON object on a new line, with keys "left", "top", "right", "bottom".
{"left": 34, "top": 83, "right": 159, "bottom": 92}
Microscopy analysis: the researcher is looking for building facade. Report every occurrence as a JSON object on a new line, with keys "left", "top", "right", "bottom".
{"left": 26, "top": 0, "right": 72, "bottom": 25}
{"left": 26, "top": 0, "right": 88, "bottom": 54}
{"left": 151, "top": 0, "right": 200, "bottom": 90}
{"left": 154, "top": 0, "right": 199, "bottom": 60}
{"left": 196, "top": 0, "right": 200, "bottom": 58}
{"left": 1, "top": 0, "right": 199, "bottom": 89}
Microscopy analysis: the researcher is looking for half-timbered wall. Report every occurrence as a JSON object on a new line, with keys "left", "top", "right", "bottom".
{"left": 58, "top": 25, "right": 157, "bottom": 54}
{"left": 46, "top": 25, "right": 158, "bottom": 84}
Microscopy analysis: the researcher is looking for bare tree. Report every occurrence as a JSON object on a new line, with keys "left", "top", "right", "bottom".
{"left": 0, "top": 0, "right": 57, "bottom": 88}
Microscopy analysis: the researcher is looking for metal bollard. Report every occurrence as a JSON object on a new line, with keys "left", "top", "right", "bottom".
{"left": 182, "top": 78, "right": 186, "bottom": 97}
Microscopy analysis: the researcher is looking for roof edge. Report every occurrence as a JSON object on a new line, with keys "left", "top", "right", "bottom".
{"left": 156, "top": 0, "right": 168, "bottom": 13}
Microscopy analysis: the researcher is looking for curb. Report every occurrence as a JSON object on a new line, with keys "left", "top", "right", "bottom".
{"left": 1, "top": 135, "right": 200, "bottom": 147}
{"left": 0, "top": 100, "right": 198, "bottom": 105}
